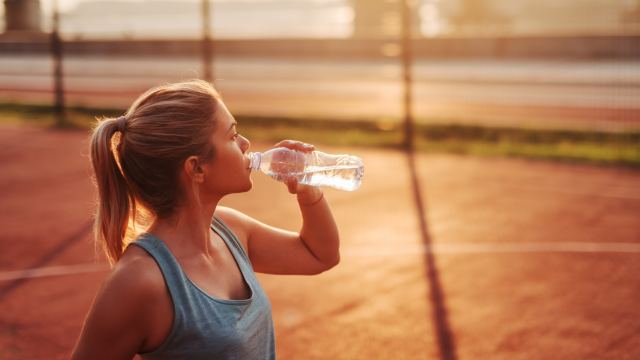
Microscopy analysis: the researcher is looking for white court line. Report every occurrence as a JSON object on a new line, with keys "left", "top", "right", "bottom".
{"left": 0, "top": 263, "right": 108, "bottom": 282}
{"left": 342, "top": 242, "right": 640, "bottom": 257}
{"left": 1, "top": 242, "right": 638, "bottom": 282}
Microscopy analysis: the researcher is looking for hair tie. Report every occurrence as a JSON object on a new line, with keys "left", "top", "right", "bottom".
{"left": 116, "top": 116, "right": 127, "bottom": 133}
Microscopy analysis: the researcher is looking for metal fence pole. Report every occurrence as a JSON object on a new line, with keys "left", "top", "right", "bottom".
{"left": 400, "top": 0, "right": 415, "bottom": 151}
{"left": 201, "top": 0, "right": 214, "bottom": 83}
{"left": 51, "top": 0, "right": 65, "bottom": 127}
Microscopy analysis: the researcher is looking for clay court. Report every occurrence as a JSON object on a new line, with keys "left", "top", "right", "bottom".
{"left": 0, "top": 124, "right": 639, "bottom": 359}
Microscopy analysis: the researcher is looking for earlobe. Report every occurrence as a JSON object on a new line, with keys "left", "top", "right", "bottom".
{"left": 194, "top": 165, "right": 205, "bottom": 181}
{"left": 184, "top": 156, "right": 206, "bottom": 183}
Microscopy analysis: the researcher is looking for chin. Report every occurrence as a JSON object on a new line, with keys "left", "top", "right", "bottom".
{"left": 240, "top": 179, "right": 253, "bottom": 193}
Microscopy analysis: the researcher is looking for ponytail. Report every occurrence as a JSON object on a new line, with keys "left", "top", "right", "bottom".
{"left": 90, "top": 117, "right": 133, "bottom": 265}
{"left": 88, "top": 80, "right": 221, "bottom": 264}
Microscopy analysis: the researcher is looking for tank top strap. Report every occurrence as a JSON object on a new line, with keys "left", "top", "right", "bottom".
{"left": 129, "top": 234, "right": 191, "bottom": 328}
{"left": 211, "top": 216, "right": 254, "bottom": 272}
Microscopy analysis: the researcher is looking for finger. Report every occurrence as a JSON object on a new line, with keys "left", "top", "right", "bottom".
{"left": 274, "top": 140, "right": 315, "bottom": 153}
{"left": 300, "top": 142, "right": 315, "bottom": 152}
{"left": 273, "top": 139, "right": 296, "bottom": 148}
{"left": 286, "top": 177, "right": 298, "bottom": 194}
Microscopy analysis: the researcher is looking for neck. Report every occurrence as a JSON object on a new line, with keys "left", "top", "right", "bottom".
{"left": 148, "top": 197, "right": 221, "bottom": 257}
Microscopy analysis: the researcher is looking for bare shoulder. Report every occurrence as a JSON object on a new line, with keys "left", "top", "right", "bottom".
{"left": 95, "top": 245, "right": 171, "bottom": 332}
{"left": 214, "top": 206, "right": 252, "bottom": 250}
{"left": 94, "top": 245, "right": 167, "bottom": 322}
{"left": 114, "top": 245, "right": 166, "bottom": 295}
{"left": 71, "top": 245, "right": 170, "bottom": 358}
{"left": 215, "top": 205, "right": 249, "bottom": 225}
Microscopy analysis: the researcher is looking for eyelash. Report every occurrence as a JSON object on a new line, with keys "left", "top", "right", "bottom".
{"left": 233, "top": 133, "right": 240, "bottom": 140}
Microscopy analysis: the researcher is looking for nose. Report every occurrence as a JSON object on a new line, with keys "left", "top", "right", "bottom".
{"left": 240, "top": 134, "right": 250, "bottom": 153}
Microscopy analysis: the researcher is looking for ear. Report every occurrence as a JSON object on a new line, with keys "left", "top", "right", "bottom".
{"left": 183, "top": 155, "right": 206, "bottom": 183}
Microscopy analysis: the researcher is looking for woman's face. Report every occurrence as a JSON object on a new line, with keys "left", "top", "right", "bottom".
{"left": 202, "top": 100, "right": 252, "bottom": 196}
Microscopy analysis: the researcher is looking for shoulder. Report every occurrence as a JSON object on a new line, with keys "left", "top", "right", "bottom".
{"left": 72, "top": 245, "right": 171, "bottom": 357}
{"left": 112, "top": 245, "right": 166, "bottom": 298}
{"left": 97, "top": 245, "right": 171, "bottom": 330}
{"left": 96, "top": 245, "right": 168, "bottom": 322}
{"left": 214, "top": 206, "right": 252, "bottom": 251}
{"left": 215, "top": 205, "right": 249, "bottom": 225}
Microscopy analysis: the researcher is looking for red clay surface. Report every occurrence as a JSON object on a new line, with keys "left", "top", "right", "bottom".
{"left": 0, "top": 125, "right": 639, "bottom": 359}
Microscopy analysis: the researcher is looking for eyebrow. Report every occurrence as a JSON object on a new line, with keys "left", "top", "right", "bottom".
{"left": 226, "top": 121, "right": 238, "bottom": 134}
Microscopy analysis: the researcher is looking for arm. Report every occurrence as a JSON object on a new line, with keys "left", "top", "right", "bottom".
{"left": 71, "top": 254, "right": 164, "bottom": 359}
{"left": 218, "top": 141, "right": 340, "bottom": 275}
{"left": 293, "top": 184, "right": 340, "bottom": 267}
{"left": 218, "top": 189, "right": 339, "bottom": 276}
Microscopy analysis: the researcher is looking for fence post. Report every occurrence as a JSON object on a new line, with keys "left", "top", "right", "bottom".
{"left": 201, "top": 0, "right": 214, "bottom": 83}
{"left": 400, "top": 0, "right": 415, "bottom": 151}
{"left": 51, "top": 0, "right": 65, "bottom": 127}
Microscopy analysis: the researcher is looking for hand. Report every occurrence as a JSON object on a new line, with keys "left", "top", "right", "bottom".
{"left": 273, "top": 140, "right": 323, "bottom": 203}
{"left": 273, "top": 139, "right": 315, "bottom": 154}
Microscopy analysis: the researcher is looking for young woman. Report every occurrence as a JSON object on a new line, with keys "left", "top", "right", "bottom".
{"left": 71, "top": 80, "right": 340, "bottom": 359}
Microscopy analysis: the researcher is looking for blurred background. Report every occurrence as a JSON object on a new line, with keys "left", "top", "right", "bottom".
{"left": 0, "top": 1, "right": 639, "bottom": 359}
{"left": 1, "top": 0, "right": 639, "bottom": 162}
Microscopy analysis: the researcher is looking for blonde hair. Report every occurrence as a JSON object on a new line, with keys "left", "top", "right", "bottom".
{"left": 89, "top": 80, "right": 220, "bottom": 264}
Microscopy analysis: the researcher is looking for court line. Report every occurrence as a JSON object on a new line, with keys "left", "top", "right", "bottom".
{"left": 0, "top": 220, "right": 94, "bottom": 301}
{"left": 0, "top": 241, "right": 638, "bottom": 282}
{"left": 0, "top": 263, "right": 108, "bottom": 282}
{"left": 342, "top": 241, "right": 640, "bottom": 257}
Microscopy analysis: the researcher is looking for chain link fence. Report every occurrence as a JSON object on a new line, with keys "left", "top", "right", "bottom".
{"left": 0, "top": 0, "right": 638, "bottom": 163}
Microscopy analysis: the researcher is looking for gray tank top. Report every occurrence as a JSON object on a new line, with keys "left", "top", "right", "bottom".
{"left": 131, "top": 216, "right": 276, "bottom": 360}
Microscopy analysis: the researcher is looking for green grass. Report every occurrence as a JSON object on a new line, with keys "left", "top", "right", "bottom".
{"left": 412, "top": 124, "right": 640, "bottom": 167}
{"left": 1, "top": 103, "right": 638, "bottom": 167}
{"left": 416, "top": 139, "right": 640, "bottom": 167}
{"left": 0, "top": 103, "right": 121, "bottom": 129}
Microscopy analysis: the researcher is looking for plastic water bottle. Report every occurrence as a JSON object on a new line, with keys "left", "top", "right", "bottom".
{"left": 248, "top": 147, "right": 364, "bottom": 191}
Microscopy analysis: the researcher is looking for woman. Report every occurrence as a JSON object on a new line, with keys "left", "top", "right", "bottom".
{"left": 72, "top": 80, "right": 340, "bottom": 359}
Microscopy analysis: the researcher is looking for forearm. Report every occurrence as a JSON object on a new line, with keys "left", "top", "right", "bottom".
{"left": 297, "top": 189, "right": 340, "bottom": 266}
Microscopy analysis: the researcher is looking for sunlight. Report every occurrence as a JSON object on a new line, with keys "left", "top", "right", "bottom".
{"left": 420, "top": 0, "right": 444, "bottom": 37}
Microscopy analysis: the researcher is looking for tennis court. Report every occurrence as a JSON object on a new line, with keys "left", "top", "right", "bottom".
{"left": 1, "top": 124, "right": 639, "bottom": 359}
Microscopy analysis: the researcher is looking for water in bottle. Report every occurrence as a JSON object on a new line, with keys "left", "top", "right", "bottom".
{"left": 248, "top": 147, "right": 364, "bottom": 191}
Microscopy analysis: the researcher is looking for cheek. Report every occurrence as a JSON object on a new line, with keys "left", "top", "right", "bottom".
{"left": 207, "top": 161, "right": 247, "bottom": 188}
{"left": 205, "top": 146, "right": 249, "bottom": 188}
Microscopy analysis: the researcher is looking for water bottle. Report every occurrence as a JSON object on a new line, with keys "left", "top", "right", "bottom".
{"left": 248, "top": 147, "right": 364, "bottom": 191}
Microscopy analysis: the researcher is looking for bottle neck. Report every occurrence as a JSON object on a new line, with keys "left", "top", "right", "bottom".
{"left": 248, "top": 152, "right": 261, "bottom": 171}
